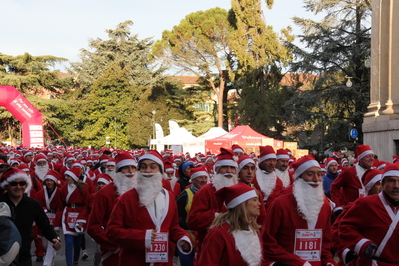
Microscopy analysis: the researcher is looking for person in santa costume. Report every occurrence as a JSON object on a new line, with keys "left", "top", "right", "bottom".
{"left": 106, "top": 150, "right": 192, "bottom": 266}
{"left": 164, "top": 158, "right": 181, "bottom": 198}
{"left": 60, "top": 166, "right": 91, "bottom": 266}
{"left": 253, "top": 145, "right": 283, "bottom": 211}
{"left": 262, "top": 155, "right": 337, "bottom": 266}
{"left": 232, "top": 144, "right": 245, "bottom": 155}
{"left": 275, "top": 148, "right": 294, "bottom": 188}
{"left": 187, "top": 147, "right": 238, "bottom": 262}
{"left": 331, "top": 168, "right": 382, "bottom": 266}
{"left": 330, "top": 144, "right": 375, "bottom": 217}
{"left": 34, "top": 170, "right": 63, "bottom": 266}
{"left": 198, "top": 182, "right": 269, "bottom": 266}
{"left": 177, "top": 160, "right": 195, "bottom": 193}
{"left": 32, "top": 154, "right": 50, "bottom": 183}
{"left": 87, "top": 151, "right": 138, "bottom": 266}
{"left": 322, "top": 157, "right": 339, "bottom": 199}
{"left": 0, "top": 167, "right": 61, "bottom": 266}
{"left": 176, "top": 165, "right": 209, "bottom": 266}
{"left": 236, "top": 154, "right": 266, "bottom": 226}
{"left": 338, "top": 163, "right": 399, "bottom": 265}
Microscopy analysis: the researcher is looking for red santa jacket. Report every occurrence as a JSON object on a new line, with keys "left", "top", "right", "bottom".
{"left": 262, "top": 185, "right": 336, "bottom": 266}
{"left": 187, "top": 183, "right": 227, "bottom": 254}
{"left": 339, "top": 192, "right": 399, "bottom": 266}
{"left": 59, "top": 183, "right": 91, "bottom": 236}
{"left": 106, "top": 188, "right": 190, "bottom": 266}
{"left": 34, "top": 187, "right": 63, "bottom": 231}
{"left": 330, "top": 166, "right": 364, "bottom": 210}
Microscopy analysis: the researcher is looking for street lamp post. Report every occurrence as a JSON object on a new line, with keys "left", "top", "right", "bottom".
{"left": 151, "top": 110, "right": 156, "bottom": 150}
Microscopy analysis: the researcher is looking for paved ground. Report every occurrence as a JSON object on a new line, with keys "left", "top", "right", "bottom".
{"left": 31, "top": 234, "right": 98, "bottom": 266}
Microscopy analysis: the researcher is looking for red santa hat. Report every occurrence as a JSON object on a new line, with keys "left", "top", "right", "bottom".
{"left": 393, "top": 155, "right": 399, "bottom": 163}
{"left": 381, "top": 163, "right": 399, "bottom": 182}
{"left": 285, "top": 148, "right": 292, "bottom": 155}
{"left": 17, "top": 163, "right": 30, "bottom": 173}
{"left": 115, "top": 152, "right": 137, "bottom": 171}
{"left": 237, "top": 154, "right": 255, "bottom": 173}
{"left": 97, "top": 173, "right": 113, "bottom": 185}
{"left": 72, "top": 160, "right": 84, "bottom": 169}
{"left": 276, "top": 149, "right": 290, "bottom": 160}
{"left": 292, "top": 155, "right": 320, "bottom": 179}
{"left": 341, "top": 158, "right": 349, "bottom": 166}
{"left": 65, "top": 154, "right": 75, "bottom": 163}
{"left": 214, "top": 148, "right": 238, "bottom": 170}
{"left": 376, "top": 161, "right": 387, "bottom": 171}
{"left": 215, "top": 182, "right": 257, "bottom": 210}
{"left": 106, "top": 158, "right": 116, "bottom": 166}
{"left": 164, "top": 161, "right": 174, "bottom": 173}
{"left": 44, "top": 170, "right": 61, "bottom": 184}
{"left": 65, "top": 166, "right": 82, "bottom": 182}
{"left": 139, "top": 150, "right": 164, "bottom": 173}
{"left": 325, "top": 157, "right": 338, "bottom": 170}
{"left": 99, "top": 154, "right": 109, "bottom": 164}
{"left": 173, "top": 155, "right": 182, "bottom": 162}
{"left": 190, "top": 166, "right": 209, "bottom": 180}
{"left": 320, "top": 164, "right": 326, "bottom": 172}
{"left": 355, "top": 145, "right": 374, "bottom": 160}
{"left": 231, "top": 144, "right": 244, "bottom": 154}
{"left": 259, "top": 145, "right": 276, "bottom": 163}
{"left": 23, "top": 150, "right": 33, "bottom": 157}
{"left": 0, "top": 167, "right": 32, "bottom": 192}
{"left": 34, "top": 154, "right": 47, "bottom": 164}
{"left": 362, "top": 168, "right": 382, "bottom": 195}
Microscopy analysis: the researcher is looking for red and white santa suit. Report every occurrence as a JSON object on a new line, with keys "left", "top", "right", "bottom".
{"left": 253, "top": 169, "right": 283, "bottom": 211}
{"left": 59, "top": 178, "right": 91, "bottom": 235}
{"left": 339, "top": 164, "right": 399, "bottom": 266}
{"left": 106, "top": 187, "right": 190, "bottom": 265}
{"left": 262, "top": 155, "right": 336, "bottom": 266}
{"left": 330, "top": 145, "right": 374, "bottom": 213}
{"left": 198, "top": 222, "right": 264, "bottom": 266}
{"left": 88, "top": 155, "right": 137, "bottom": 266}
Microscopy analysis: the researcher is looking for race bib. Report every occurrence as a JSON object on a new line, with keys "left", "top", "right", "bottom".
{"left": 67, "top": 212, "right": 79, "bottom": 229}
{"left": 294, "top": 229, "right": 322, "bottom": 262}
{"left": 359, "top": 188, "right": 366, "bottom": 198}
{"left": 46, "top": 212, "right": 56, "bottom": 225}
{"left": 146, "top": 232, "right": 169, "bottom": 263}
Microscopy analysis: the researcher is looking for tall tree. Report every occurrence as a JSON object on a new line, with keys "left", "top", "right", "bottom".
{"left": 69, "top": 20, "right": 163, "bottom": 93}
{"left": 151, "top": 7, "right": 234, "bottom": 129}
{"left": 285, "top": 0, "right": 371, "bottom": 151}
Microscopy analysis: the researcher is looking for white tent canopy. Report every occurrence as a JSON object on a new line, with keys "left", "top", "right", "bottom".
{"left": 150, "top": 127, "right": 197, "bottom": 153}
{"left": 183, "top": 127, "right": 228, "bottom": 155}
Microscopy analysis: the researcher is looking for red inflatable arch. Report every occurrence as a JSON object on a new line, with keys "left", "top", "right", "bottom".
{"left": 0, "top": 86, "right": 44, "bottom": 148}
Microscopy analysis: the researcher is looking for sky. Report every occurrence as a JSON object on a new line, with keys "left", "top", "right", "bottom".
{"left": 1, "top": 0, "right": 316, "bottom": 72}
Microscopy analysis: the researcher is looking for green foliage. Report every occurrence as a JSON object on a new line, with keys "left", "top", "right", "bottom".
{"left": 286, "top": 0, "right": 371, "bottom": 151}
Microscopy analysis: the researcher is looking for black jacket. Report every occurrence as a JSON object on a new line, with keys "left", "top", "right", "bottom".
{"left": 0, "top": 193, "right": 58, "bottom": 262}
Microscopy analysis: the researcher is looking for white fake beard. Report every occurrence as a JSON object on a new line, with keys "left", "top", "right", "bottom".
{"left": 212, "top": 173, "right": 238, "bottom": 191}
{"left": 106, "top": 169, "right": 117, "bottom": 180}
{"left": 293, "top": 178, "right": 324, "bottom": 221}
{"left": 113, "top": 172, "right": 137, "bottom": 196}
{"left": 136, "top": 172, "right": 163, "bottom": 207}
{"left": 35, "top": 164, "right": 49, "bottom": 181}
{"left": 275, "top": 168, "right": 290, "bottom": 188}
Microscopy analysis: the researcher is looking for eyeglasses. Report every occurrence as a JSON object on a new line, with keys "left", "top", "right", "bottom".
{"left": 8, "top": 181, "right": 27, "bottom": 187}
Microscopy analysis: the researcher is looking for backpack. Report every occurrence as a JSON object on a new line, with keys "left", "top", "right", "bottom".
{"left": 0, "top": 202, "right": 21, "bottom": 266}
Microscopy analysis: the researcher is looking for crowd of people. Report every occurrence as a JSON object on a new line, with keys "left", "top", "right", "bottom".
{"left": 0, "top": 143, "right": 398, "bottom": 266}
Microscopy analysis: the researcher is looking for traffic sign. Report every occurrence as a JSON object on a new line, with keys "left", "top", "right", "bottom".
{"left": 350, "top": 129, "right": 358, "bottom": 139}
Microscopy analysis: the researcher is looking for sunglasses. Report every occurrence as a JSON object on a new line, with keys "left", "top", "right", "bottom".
{"left": 8, "top": 181, "right": 28, "bottom": 187}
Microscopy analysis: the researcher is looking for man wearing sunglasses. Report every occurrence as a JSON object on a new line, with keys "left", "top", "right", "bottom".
{"left": 0, "top": 167, "right": 61, "bottom": 266}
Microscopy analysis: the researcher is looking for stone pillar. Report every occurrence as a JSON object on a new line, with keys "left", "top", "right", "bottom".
{"left": 363, "top": 0, "right": 399, "bottom": 161}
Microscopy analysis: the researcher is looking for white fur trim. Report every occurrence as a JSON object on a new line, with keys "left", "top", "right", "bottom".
{"left": 382, "top": 170, "right": 399, "bottom": 181}
{"left": 276, "top": 154, "right": 290, "bottom": 160}
{"left": 294, "top": 160, "right": 320, "bottom": 179}
{"left": 140, "top": 154, "right": 163, "bottom": 172}
{"left": 357, "top": 150, "right": 373, "bottom": 160}
{"left": 100, "top": 158, "right": 108, "bottom": 163}
{"left": 97, "top": 177, "right": 111, "bottom": 185}
{"left": 227, "top": 190, "right": 257, "bottom": 209}
{"left": 72, "top": 163, "right": 83, "bottom": 169}
{"left": 354, "top": 238, "right": 370, "bottom": 255}
{"left": 364, "top": 174, "right": 381, "bottom": 194}
{"left": 106, "top": 161, "right": 116, "bottom": 166}
{"left": 176, "top": 235, "right": 192, "bottom": 255}
{"left": 233, "top": 148, "right": 244, "bottom": 153}
{"left": 36, "top": 158, "right": 47, "bottom": 163}
{"left": 165, "top": 167, "right": 174, "bottom": 172}
{"left": 342, "top": 248, "right": 350, "bottom": 264}
{"left": 232, "top": 229, "right": 262, "bottom": 266}
{"left": 191, "top": 171, "right": 209, "bottom": 180}
{"left": 145, "top": 229, "right": 152, "bottom": 249}
{"left": 259, "top": 153, "right": 276, "bottom": 163}
{"left": 238, "top": 158, "right": 255, "bottom": 172}
{"left": 44, "top": 174, "right": 58, "bottom": 184}
{"left": 116, "top": 159, "right": 137, "bottom": 170}
{"left": 326, "top": 159, "right": 337, "bottom": 169}
{"left": 65, "top": 170, "right": 79, "bottom": 181}
{"left": 214, "top": 159, "right": 238, "bottom": 169}
{"left": 377, "top": 164, "right": 386, "bottom": 170}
